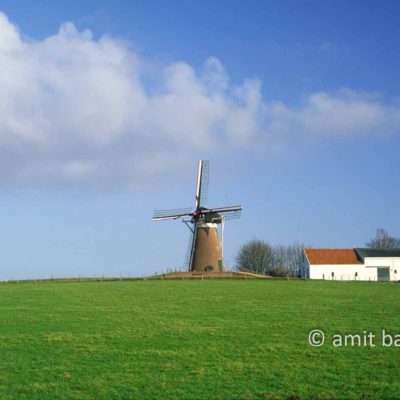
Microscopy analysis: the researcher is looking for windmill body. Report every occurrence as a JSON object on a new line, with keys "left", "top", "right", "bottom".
{"left": 152, "top": 160, "right": 242, "bottom": 273}
{"left": 190, "top": 221, "right": 222, "bottom": 272}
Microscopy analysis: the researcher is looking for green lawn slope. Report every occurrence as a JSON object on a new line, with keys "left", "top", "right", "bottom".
{"left": 0, "top": 280, "right": 399, "bottom": 399}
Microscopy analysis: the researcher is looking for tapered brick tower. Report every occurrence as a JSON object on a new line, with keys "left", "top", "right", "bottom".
{"left": 190, "top": 222, "right": 223, "bottom": 272}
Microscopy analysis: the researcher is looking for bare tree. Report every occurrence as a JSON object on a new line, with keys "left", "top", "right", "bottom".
{"left": 366, "top": 229, "right": 400, "bottom": 249}
{"left": 271, "top": 245, "right": 289, "bottom": 276}
{"left": 272, "top": 243, "right": 305, "bottom": 277}
{"left": 235, "top": 239, "right": 273, "bottom": 274}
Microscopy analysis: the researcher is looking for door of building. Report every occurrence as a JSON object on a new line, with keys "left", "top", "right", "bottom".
{"left": 377, "top": 267, "right": 390, "bottom": 281}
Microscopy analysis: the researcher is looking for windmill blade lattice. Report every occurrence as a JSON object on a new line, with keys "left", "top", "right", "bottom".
{"left": 183, "top": 222, "right": 197, "bottom": 270}
{"left": 214, "top": 209, "right": 242, "bottom": 221}
{"left": 152, "top": 207, "right": 192, "bottom": 220}
{"left": 199, "top": 160, "right": 209, "bottom": 208}
{"left": 203, "top": 205, "right": 242, "bottom": 214}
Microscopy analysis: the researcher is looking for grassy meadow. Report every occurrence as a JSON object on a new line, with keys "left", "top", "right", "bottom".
{"left": 0, "top": 279, "right": 399, "bottom": 399}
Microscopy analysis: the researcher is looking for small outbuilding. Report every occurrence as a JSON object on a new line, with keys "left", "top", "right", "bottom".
{"left": 301, "top": 248, "right": 400, "bottom": 281}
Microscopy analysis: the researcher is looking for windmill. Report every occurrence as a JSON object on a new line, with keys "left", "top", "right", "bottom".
{"left": 152, "top": 160, "right": 242, "bottom": 273}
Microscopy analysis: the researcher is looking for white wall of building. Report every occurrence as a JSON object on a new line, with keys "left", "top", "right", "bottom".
{"left": 304, "top": 259, "right": 400, "bottom": 281}
{"left": 308, "top": 264, "right": 375, "bottom": 281}
{"left": 364, "top": 257, "right": 400, "bottom": 281}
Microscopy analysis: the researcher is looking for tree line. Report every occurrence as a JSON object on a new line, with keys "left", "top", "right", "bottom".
{"left": 235, "top": 240, "right": 305, "bottom": 277}
{"left": 235, "top": 229, "right": 400, "bottom": 277}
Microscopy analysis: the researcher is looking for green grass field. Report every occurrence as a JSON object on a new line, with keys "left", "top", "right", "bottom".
{"left": 0, "top": 279, "right": 399, "bottom": 399}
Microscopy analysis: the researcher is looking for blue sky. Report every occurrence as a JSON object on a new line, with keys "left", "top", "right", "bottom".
{"left": 0, "top": 1, "right": 399, "bottom": 279}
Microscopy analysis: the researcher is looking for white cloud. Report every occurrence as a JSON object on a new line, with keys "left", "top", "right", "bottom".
{"left": 266, "top": 90, "right": 400, "bottom": 139}
{"left": 0, "top": 11, "right": 399, "bottom": 188}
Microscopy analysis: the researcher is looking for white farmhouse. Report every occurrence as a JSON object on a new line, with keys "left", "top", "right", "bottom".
{"left": 302, "top": 248, "right": 400, "bottom": 281}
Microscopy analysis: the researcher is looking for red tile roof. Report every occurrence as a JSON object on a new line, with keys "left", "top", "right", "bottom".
{"left": 304, "top": 248, "right": 362, "bottom": 265}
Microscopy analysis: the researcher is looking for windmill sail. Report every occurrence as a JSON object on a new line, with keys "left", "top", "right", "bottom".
{"left": 195, "top": 160, "right": 209, "bottom": 209}
{"left": 201, "top": 205, "right": 242, "bottom": 222}
{"left": 183, "top": 222, "right": 197, "bottom": 270}
{"left": 202, "top": 205, "right": 242, "bottom": 214}
{"left": 152, "top": 207, "right": 192, "bottom": 221}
